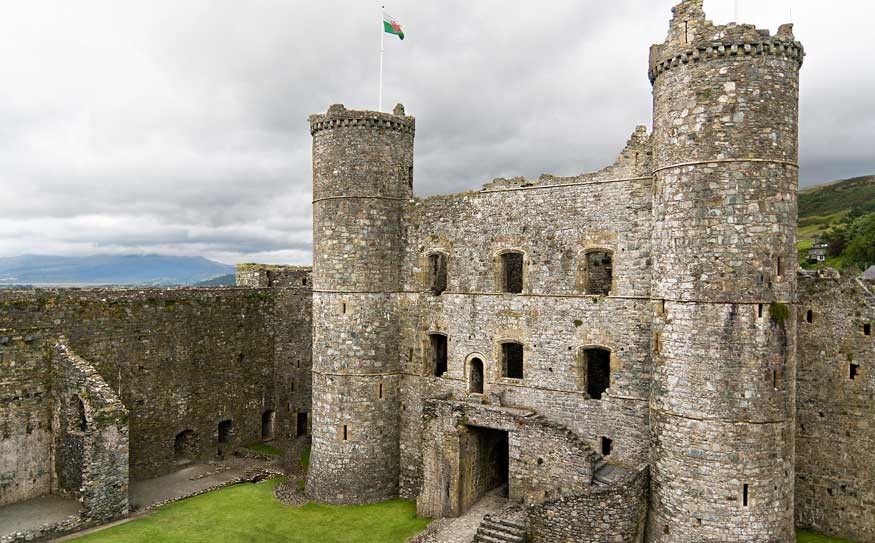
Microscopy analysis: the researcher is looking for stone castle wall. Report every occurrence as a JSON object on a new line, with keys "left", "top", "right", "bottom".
{"left": 796, "top": 274, "right": 875, "bottom": 543}
{"left": 0, "top": 284, "right": 311, "bottom": 485}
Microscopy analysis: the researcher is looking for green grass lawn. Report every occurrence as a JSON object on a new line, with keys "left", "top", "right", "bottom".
{"left": 245, "top": 442, "right": 283, "bottom": 456}
{"left": 797, "top": 530, "right": 856, "bottom": 543}
{"left": 73, "top": 479, "right": 429, "bottom": 543}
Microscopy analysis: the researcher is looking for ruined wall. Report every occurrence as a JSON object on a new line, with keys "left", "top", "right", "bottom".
{"left": 53, "top": 340, "right": 128, "bottom": 522}
{"left": 0, "top": 285, "right": 311, "bottom": 483}
{"left": 236, "top": 264, "right": 312, "bottom": 289}
{"left": 398, "top": 127, "right": 654, "bottom": 500}
{"left": 528, "top": 466, "right": 648, "bottom": 543}
{"left": 796, "top": 274, "right": 875, "bottom": 543}
{"left": 0, "top": 331, "right": 53, "bottom": 506}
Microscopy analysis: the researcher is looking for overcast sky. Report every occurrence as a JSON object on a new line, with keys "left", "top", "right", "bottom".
{"left": 1, "top": 1, "right": 872, "bottom": 265}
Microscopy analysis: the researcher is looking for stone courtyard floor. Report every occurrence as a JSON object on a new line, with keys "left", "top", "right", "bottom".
{"left": 0, "top": 494, "right": 80, "bottom": 536}
{"left": 407, "top": 488, "right": 508, "bottom": 543}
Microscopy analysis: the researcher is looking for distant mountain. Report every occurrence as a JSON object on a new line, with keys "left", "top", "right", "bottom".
{"left": 799, "top": 174, "right": 875, "bottom": 219}
{"left": 193, "top": 274, "right": 237, "bottom": 287}
{"left": 0, "top": 255, "right": 235, "bottom": 287}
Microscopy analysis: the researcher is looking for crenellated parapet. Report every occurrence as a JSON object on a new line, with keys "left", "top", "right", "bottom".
{"left": 309, "top": 103, "right": 415, "bottom": 136}
{"left": 648, "top": 0, "right": 804, "bottom": 84}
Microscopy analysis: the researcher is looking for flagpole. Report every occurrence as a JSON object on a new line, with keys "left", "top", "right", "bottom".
{"left": 379, "top": 5, "right": 385, "bottom": 112}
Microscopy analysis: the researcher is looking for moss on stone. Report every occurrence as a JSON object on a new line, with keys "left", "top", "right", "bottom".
{"left": 770, "top": 302, "right": 790, "bottom": 325}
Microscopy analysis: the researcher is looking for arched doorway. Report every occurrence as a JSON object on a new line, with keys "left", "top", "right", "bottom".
{"left": 469, "top": 358, "right": 484, "bottom": 394}
{"left": 174, "top": 430, "right": 198, "bottom": 463}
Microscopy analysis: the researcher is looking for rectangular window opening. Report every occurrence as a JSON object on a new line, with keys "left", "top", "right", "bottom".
{"left": 757, "top": 304, "right": 764, "bottom": 319}
{"left": 342, "top": 425, "right": 348, "bottom": 442}
{"left": 776, "top": 256, "right": 784, "bottom": 277}
{"left": 428, "top": 253, "right": 448, "bottom": 296}
{"left": 806, "top": 309, "right": 814, "bottom": 324}
{"left": 582, "top": 348, "right": 611, "bottom": 400}
{"left": 850, "top": 363, "right": 859, "bottom": 381}
{"left": 865, "top": 323, "right": 871, "bottom": 336}
{"left": 378, "top": 382, "right": 384, "bottom": 399}
{"left": 742, "top": 483, "right": 749, "bottom": 507}
{"left": 501, "top": 252, "right": 524, "bottom": 294}
{"left": 584, "top": 250, "right": 613, "bottom": 295}
{"left": 502, "top": 342, "right": 524, "bottom": 379}
{"left": 600, "top": 436, "right": 613, "bottom": 457}
{"left": 430, "top": 334, "right": 448, "bottom": 377}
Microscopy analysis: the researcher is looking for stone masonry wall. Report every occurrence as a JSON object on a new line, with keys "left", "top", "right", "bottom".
{"left": 0, "top": 285, "right": 311, "bottom": 483}
{"left": 398, "top": 126, "right": 654, "bottom": 500}
{"left": 796, "top": 273, "right": 875, "bottom": 543}
{"left": 528, "top": 466, "right": 648, "bottom": 543}
{"left": 53, "top": 339, "right": 129, "bottom": 522}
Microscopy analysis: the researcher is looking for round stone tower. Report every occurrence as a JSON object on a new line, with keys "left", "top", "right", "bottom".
{"left": 648, "top": 1, "right": 803, "bottom": 541}
{"left": 306, "top": 103, "right": 414, "bottom": 504}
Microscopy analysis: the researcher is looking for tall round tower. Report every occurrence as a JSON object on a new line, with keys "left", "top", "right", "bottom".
{"left": 649, "top": 1, "right": 803, "bottom": 541}
{"left": 306, "top": 103, "right": 414, "bottom": 504}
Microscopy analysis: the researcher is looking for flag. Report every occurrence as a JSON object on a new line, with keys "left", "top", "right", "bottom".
{"left": 383, "top": 12, "right": 404, "bottom": 40}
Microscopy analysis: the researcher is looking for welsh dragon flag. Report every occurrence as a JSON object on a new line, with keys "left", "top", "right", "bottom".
{"left": 383, "top": 12, "right": 404, "bottom": 40}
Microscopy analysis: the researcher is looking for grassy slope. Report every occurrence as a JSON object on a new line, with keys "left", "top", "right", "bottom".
{"left": 797, "top": 175, "right": 875, "bottom": 243}
{"left": 797, "top": 530, "right": 856, "bottom": 543}
{"left": 73, "top": 479, "right": 429, "bottom": 543}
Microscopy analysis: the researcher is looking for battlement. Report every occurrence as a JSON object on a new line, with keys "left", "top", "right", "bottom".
{"left": 649, "top": 0, "right": 803, "bottom": 83}
{"left": 309, "top": 103, "right": 415, "bottom": 136}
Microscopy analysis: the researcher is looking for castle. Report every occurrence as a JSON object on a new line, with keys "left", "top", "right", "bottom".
{"left": 1, "top": 2, "right": 874, "bottom": 542}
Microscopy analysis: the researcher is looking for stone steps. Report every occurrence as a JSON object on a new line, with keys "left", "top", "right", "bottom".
{"left": 472, "top": 514, "right": 526, "bottom": 543}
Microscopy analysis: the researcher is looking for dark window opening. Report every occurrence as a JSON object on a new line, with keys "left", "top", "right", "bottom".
{"left": 378, "top": 382, "right": 384, "bottom": 399}
{"left": 776, "top": 256, "right": 784, "bottom": 277}
{"left": 850, "top": 364, "right": 859, "bottom": 381}
{"left": 806, "top": 309, "right": 814, "bottom": 323}
{"left": 408, "top": 166, "right": 414, "bottom": 189}
{"left": 218, "top": 419, "right": 233, "bottom": 444}
{"left": 342, "top": 424, "right": 349, "bottom": 442}
{"left": 600, "top": 436, "right": 613, "bottom": 456}
{"left": 301, "top": 277, "right": 308, "bottom": 286}
{"left": 238, "top": 353, "right": 245, "bottom": 365}
{"left": 502, "top": 342, "right": 524, "bottom": 379}
{"left": 261, "top": 410, "right": 275, "bottom": 440}
{"left": 758, "top": 304, "right": 764, "bottom": 319}
{"left": 71, "top": 396, "right": 87, "bottom": 432}
{"left": 500, "top": 252, "right": 524, "bottom": 294}
{"left": 584, "top": 250, "right": 613, "bottom": 295}
{"left": 174, "top": 430, "right": 198, "bottom": 462}
{"left": 743, "top": 483, "right": 749, "bottom": 507}
{"left": 772, "top": 369, "right": 781, "bottom": 389}
{"left": 469, "top": 357, "right": 484, "bottom": 394}
{"left": 430, "top": 334, "right": 448, "bottom": 377}
{"left": 865, "top": 323, "right": 871, "bottom": 336}
{"left": 296, "top": 412, "right": 308, "bottom": 437}
{"left": 581, "top": 348, "right": 611, "bottom": 399}
{"left": 341, "top": 302, "right": 347, "bottom": 314}
{"left": 428, "top": 253, "right": 448, "bottom": 296}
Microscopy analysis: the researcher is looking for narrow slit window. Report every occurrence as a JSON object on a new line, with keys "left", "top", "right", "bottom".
{"left": 341, "top": 302, "right": 347, "bottom": 315}
{"left": 865, "top": 323, "right": 871, "bottom": 336}
{"left": 502, "top": 342, "right": 524, "bottom": 379}
{"left": 500, "top": 252, "right": 524, "bottom": 293}
{"left": 742, "top": 484, "right": 749, "bottom": 507}
{"left": 776, "top": 256, "right": 784, "bottom": 277}
{"left": 850, "top": 364, "right": 859, "bottom": 381}
{"left": 757, "top": 304, "right": 764, "bottom": 320}
{"left": 654, "top": 332, "right": 662, "bottom": 355}
{"left": 430, "top": 334, "right": 448, "bottom": 377}
{"left": 342, "top": 425, "right": 348, "bottom": 442}
{"left": 806, "top": 309, "right": 813, "bottom": 323}
{"left": 427, "top": 253, "right": 448, "bottom": 296}
{"left": 378, "top": 382, "right": 384, "bottom": 399}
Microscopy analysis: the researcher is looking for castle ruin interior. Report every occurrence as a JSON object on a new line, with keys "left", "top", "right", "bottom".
{"left": 1, "top": 1, "right": 874, "bottom": 542}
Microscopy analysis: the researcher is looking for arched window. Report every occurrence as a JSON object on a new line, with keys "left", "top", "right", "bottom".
{"left": 583, "top": 250, "right": 613, "bottom": 295}
{"left": 427, "top": 252, "right": 448, "bottom": 296}
{"left": 578, "top": 347, "right": 611, "bottom": 399}
{"left": 218, "top": 420, "right": 234, "bottom": 444}
{"left": 501, "top": 342, "right": 524, "bottom": 379}
{"left": 174, "top": 430, "right": 198, "bottom": 462}
{"left": 499, "top": 252, "right": 524, "bottom": 294}
{"left": 469, "top": 357, "right": 484, "bottom": 394}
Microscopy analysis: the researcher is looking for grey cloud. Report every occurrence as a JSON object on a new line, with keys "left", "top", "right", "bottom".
{"left": 0, "top": 0, "right": 873, "bottom": 264}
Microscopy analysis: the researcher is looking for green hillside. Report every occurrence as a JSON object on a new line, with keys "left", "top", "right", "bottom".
{"left": 797, "top": 175, "right": 875, "bottom": 271}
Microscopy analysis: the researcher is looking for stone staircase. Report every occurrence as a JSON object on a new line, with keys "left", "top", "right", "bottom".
{"left": 472, "top": 512, "right": 527, "bottom": 543}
